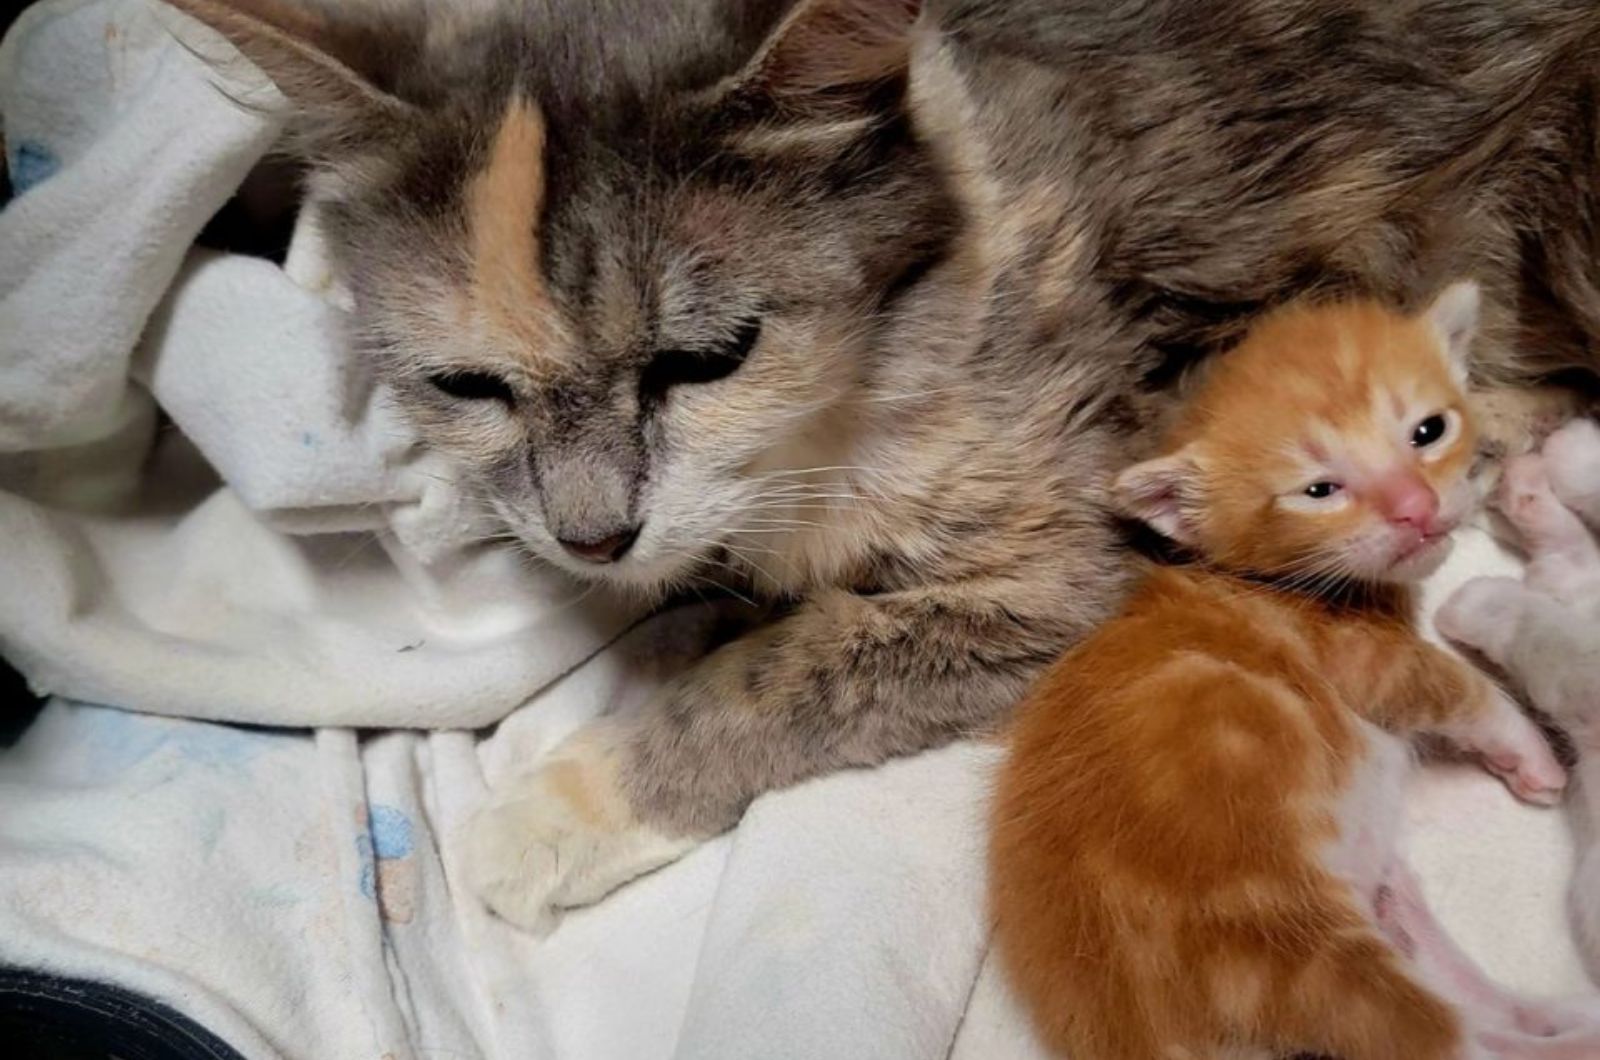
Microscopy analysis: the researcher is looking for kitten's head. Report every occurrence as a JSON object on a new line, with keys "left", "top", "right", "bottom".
{"left": 166, "top": 0, "right": 954, "bottom": 591}
{"left": 1115, "top": 283, "right": 1482, "bottom": 585}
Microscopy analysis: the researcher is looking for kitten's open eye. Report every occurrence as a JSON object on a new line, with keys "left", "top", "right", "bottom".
{"left": 641, "top": 318, "right": 762, "bottom": 396}
{"left": 429, "top": 370, "right": 516, "bottom": 405}
{"left": 1303, "top": 481, "right": 1342, "bottom": 500}
{"left": 1411, "top": 413, "right": 1449, "bottom": 448}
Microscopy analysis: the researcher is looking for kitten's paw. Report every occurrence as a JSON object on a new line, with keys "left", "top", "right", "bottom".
{"left": 1472, "top": 701, "right": 1567, "bottom": 807}
{"left": 463, "top": 730, "right": 699, "bottom": 933}
{"left": 1497, "top": 454, "right": 1562, "bottom": 532}
{"left": 1444, "top": 686, "right": 1566, "bottom": 806}
{"left": 1435, "top": 577, "right": 1525, "bottom": 661}
{"left": 1475, "top": 1023, "right": 1600, "bottom": 1059}
{"left": 1485, "top": 758, "right": 1566, "bottom": 807}
{"left": 1506, "top": 994, "right": 1600, "bottom": 1039}
{"left": 1542, "top": 417, "right": 1600, "bottom": 526}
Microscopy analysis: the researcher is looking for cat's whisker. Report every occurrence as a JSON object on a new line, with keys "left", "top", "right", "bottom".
{"left": 728, "top": 494, "right": 864, "bottom": 509}
{"left": 747, "top": 464, "right": 884, "bottom": 481}
{"left": 685, "top": 557, "right": 759, "bottom": 608}
{"left": 732, "top": 493, "right": 864, "bottom": 505}
{"left": 737, "top": 518, "right": 830, "bottom": 532}
{"left": 723, "top": 537, "right": 790, "bottom": 582}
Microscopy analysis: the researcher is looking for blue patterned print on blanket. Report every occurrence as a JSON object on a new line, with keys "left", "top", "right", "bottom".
{"left": 357, "top": 803, "right": 414, "bottom": 899}
{"left": 73, "top": 702, "right": 280, "bottom": 775}
{"left": 8, "top": 141, "right": 60, "bottom": 195}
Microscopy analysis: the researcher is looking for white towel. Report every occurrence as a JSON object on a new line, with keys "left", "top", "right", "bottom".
{"left": 0, "top": 613, "right": 995, "bottom": 1060}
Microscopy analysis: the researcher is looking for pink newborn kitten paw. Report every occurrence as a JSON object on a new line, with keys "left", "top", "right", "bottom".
{"left": 1480, "top": 737, "right": 1567, "bottom": 807}
{"left": 1435, "top": 577, "right": 1524, "bottom": 661}
{"left": 1456, "top": 690, "right": 1567, "bottom": 806}
{"left": 1492, "top": 452, "right": 1598, "bottom": 579}
{"left": 1475, "top": 1025, "right": 1600, "bottom": 1059}
{"left": 1508, "top": 995, "right": 1600, "bottom": 1039}
{"left": 1542, "top": 417, "right": 1600, "bottom": 524}
{"left": 1497, "top": 454, "right": 1562, "bottom": 533}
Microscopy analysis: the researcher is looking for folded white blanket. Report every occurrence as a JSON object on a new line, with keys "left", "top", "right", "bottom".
{"left": 0, "top": 4, "right": 1590, "bottom": 1060}
{"left": 0, "top": 624, "right": 998, "bottom": 1060}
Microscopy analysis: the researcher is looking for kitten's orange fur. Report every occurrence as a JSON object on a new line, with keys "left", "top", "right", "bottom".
{"left": 990, "top": 285, "right": 1588, "bottom": 1060}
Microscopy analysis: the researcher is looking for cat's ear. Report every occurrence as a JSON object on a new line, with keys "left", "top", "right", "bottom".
{"left": 726, "top": 0, "right": 924, "bottom": 116}
{"left": 1423, "top": 280, "right": 1480, "bottom": 381}
{"left": 1114, "top": 448, "right": 1202, "bottom": 545}
{"left": 160, "top": 0, "right": 414, "bottom": 125}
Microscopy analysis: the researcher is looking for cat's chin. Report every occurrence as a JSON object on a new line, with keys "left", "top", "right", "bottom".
{"left": 1379, "top": 534, "right": 1456, "bottom": 583}
{"left": 525, "top": 542, "right": 697, "bottom": 598}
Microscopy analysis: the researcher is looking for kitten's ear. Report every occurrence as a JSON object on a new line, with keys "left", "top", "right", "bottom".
{"left": 1423, "top": 280, "right": 1480, "bottom": 380}
{"left": 160, "top": 0, "right": 413, "bottom": 123}
{"left": 1114, "top": 448, "right": 1202, "bottom": 545}
{"left": 728, "top": 0, "right": 924, "bottom": 116}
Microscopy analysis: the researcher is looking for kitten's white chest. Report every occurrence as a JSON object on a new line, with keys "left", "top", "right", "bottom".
{"left": 1320, "top": 720, "right": 1414, "bottom": 904}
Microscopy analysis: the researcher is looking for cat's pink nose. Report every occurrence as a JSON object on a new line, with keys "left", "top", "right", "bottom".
{"left": 557, "top": 526, "right": 639, "bottom": 564}
{"left": 1374, "top": 475, "right": 1440, "bottom": 531}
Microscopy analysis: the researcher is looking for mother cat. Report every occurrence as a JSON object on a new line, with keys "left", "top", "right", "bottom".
{"left": 165, "top": 0, "right": 1600, "bottom": 929}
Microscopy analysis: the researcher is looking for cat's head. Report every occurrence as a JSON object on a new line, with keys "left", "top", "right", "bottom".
{"left": 1114, "top": 283, "right": 1482, "bottom": 585}
{"left": 166, "top": 0, "right": 956, "bottom": 591}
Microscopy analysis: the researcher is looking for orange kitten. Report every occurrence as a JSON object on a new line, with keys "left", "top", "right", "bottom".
{"left": 989, "top": 283, "right": 1600, "bottom": 1060}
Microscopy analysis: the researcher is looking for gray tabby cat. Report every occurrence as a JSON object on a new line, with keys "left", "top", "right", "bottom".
{"left": 163, "top": 0, "right": 1600, "bottom": 930}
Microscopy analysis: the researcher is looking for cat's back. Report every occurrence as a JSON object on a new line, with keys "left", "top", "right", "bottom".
{"left": 929, "top": 0, "right": 1600, "bottom": 385}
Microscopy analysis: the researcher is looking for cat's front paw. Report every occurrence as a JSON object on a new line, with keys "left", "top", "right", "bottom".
{"left": 463, "top": 729, "right": 699, "bottom": 933}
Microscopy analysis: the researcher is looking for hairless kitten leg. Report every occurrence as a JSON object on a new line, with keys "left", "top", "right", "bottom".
{"left": 1374, "top": 861, "right": 1600, "bottom": 1054}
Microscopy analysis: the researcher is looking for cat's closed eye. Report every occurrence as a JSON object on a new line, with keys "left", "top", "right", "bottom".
{"left": 429, "top": 370, "right": 516, "bottom": 405}
{"left": 640, "top": 318, "right": 762, "bottom": 398}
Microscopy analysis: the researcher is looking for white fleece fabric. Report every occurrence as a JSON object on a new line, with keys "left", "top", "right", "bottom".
{"left": 0, "top": 3, "right": 1591, "bottom": 1060}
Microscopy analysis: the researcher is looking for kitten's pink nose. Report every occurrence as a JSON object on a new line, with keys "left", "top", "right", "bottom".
{"left": 1374, "top": 475, "right": 1441, "bottom": 532}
